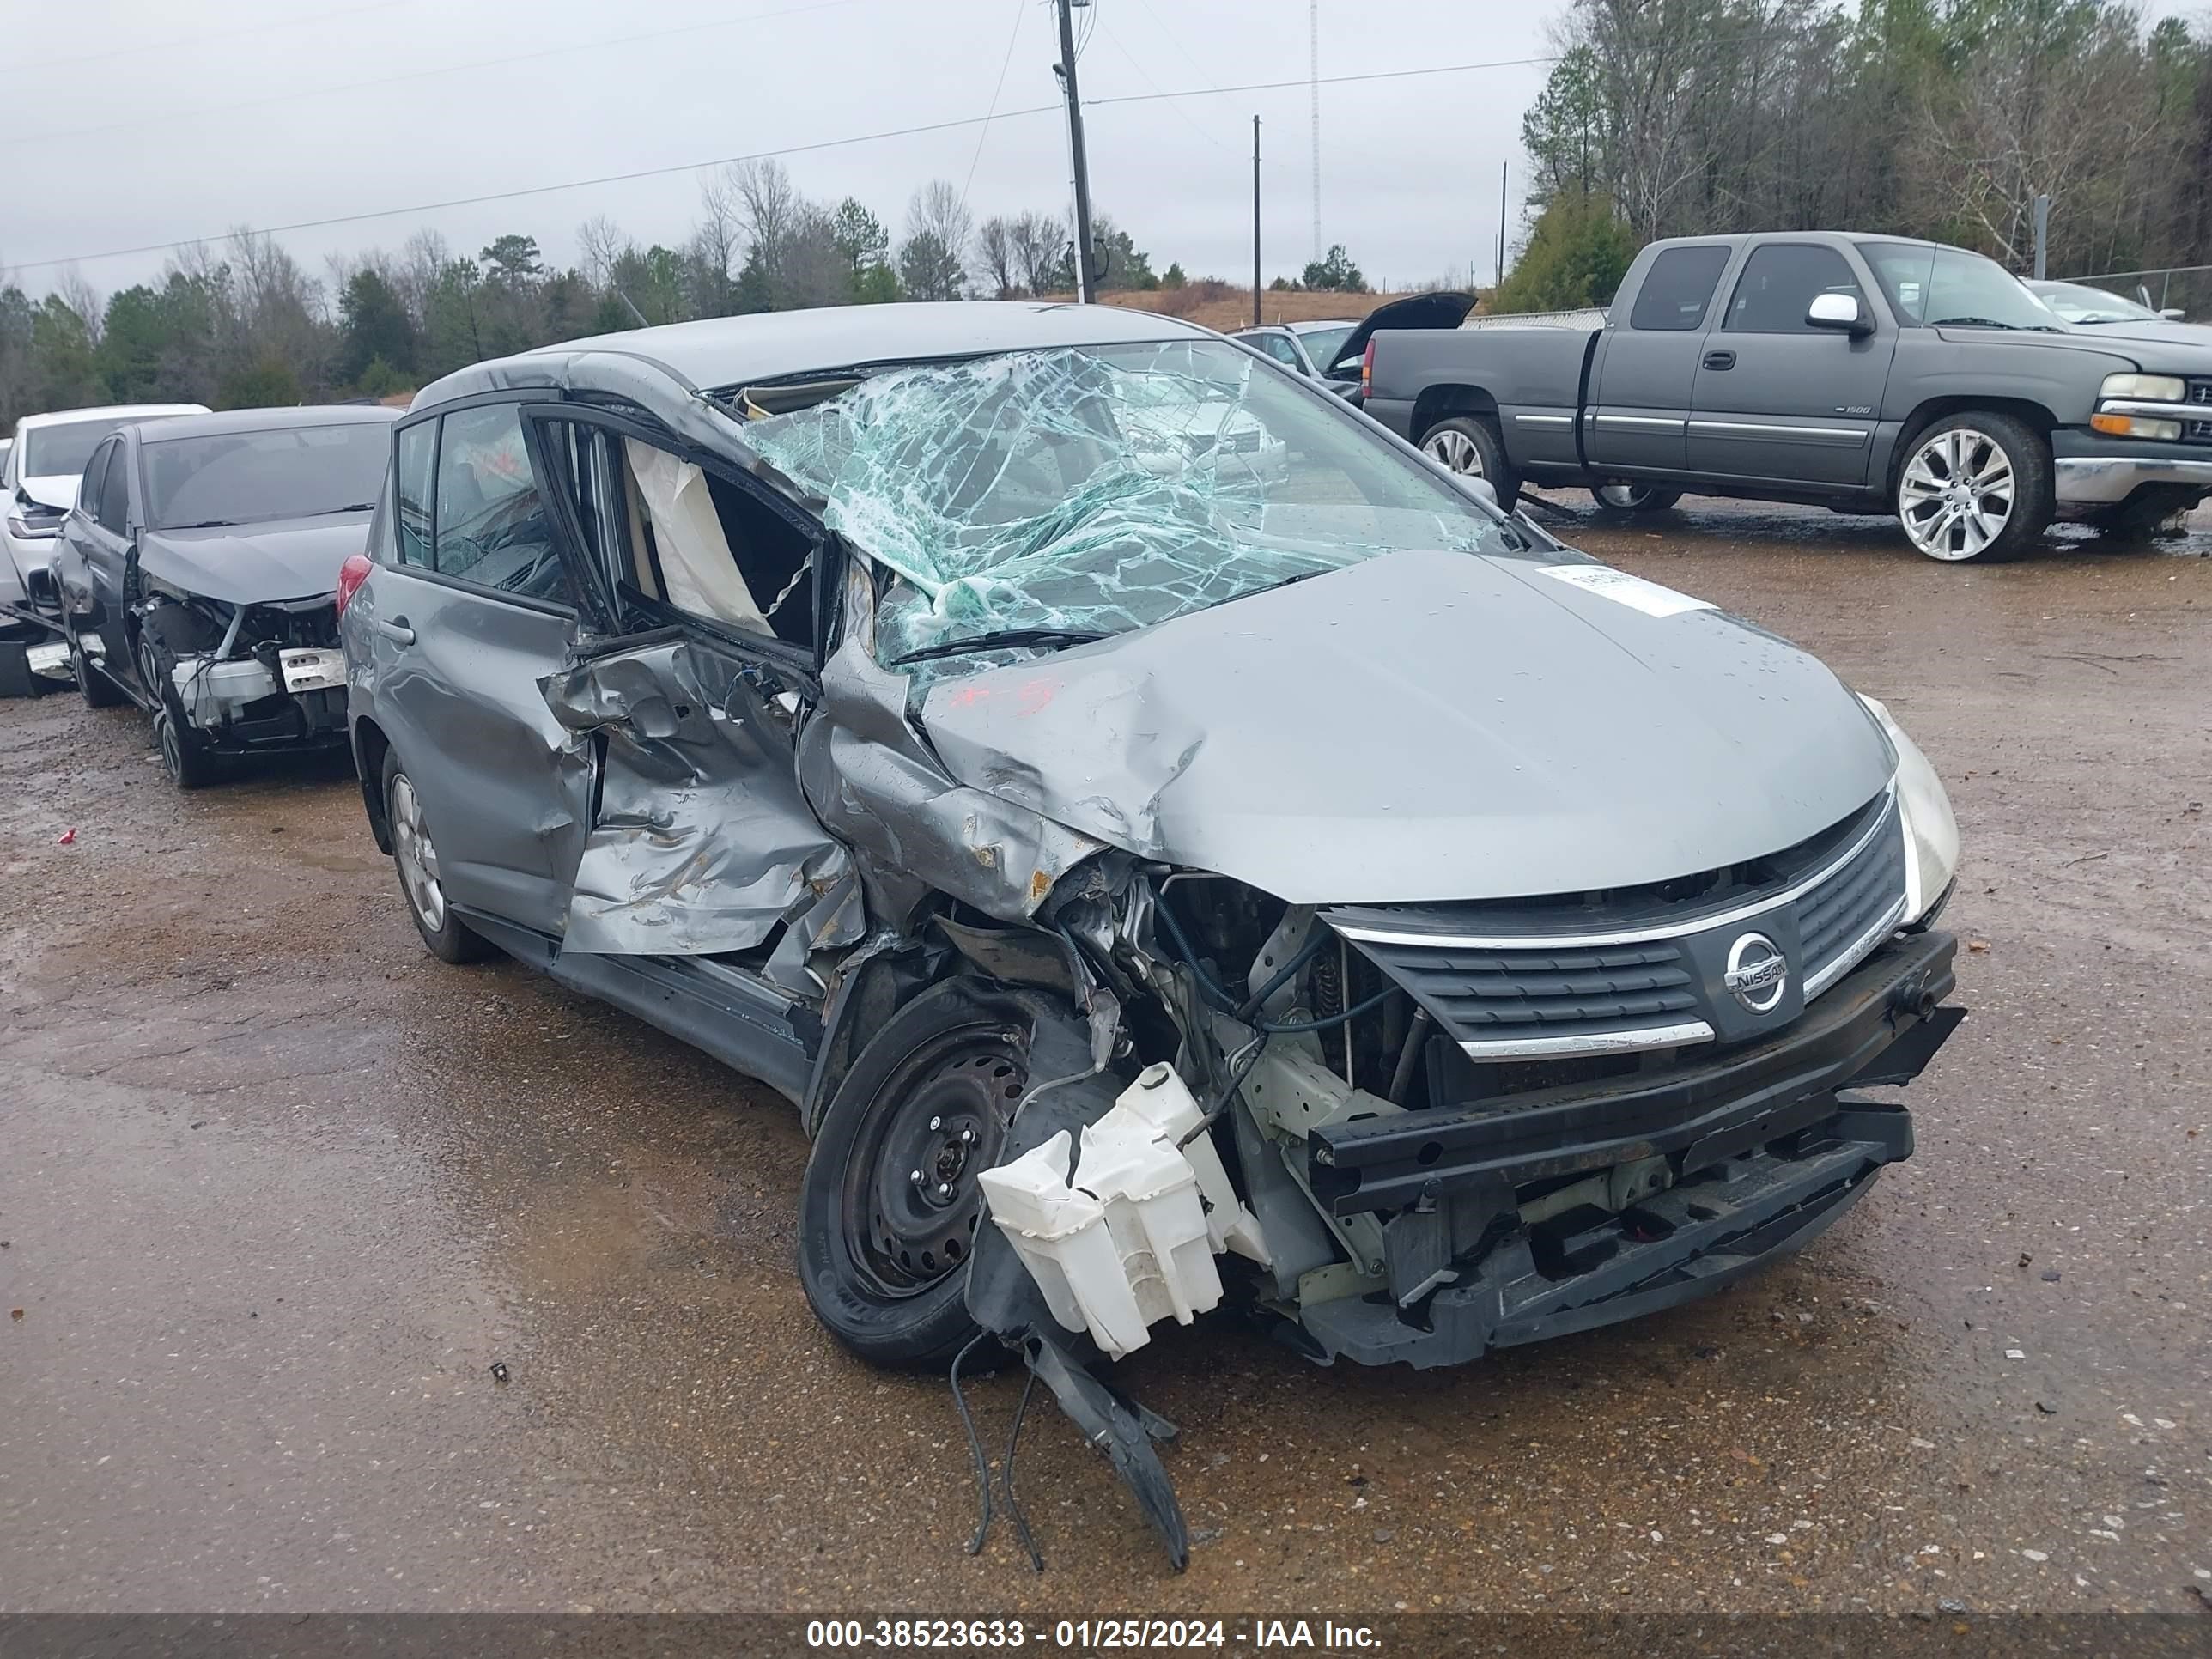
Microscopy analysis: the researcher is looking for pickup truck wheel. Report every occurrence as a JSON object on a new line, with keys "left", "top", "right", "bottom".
{"left": 1894, "top": 413, "right": 2052, "bottom": 562}
{"left": 798, "top": 981, "right": 1028, "bottom": 1370}
{"left": 1419, "top": 416, "right": 1519, "bottom": 507}
{"left": 1593, "top": 482, "right": 1682, "bottom": 513}
{"left": 382, "top": 751, "right": 495, "bottom": 963}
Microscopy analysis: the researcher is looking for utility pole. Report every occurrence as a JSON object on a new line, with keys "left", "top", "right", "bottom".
{"left": 1252, "top": 116, "right": 1262, "bottom": 327}
{"left": 1054, "top": 0, "right": 1098, "bottom": 304}
{"left": 1497, "top": 161, "right": 1509, "bottom": 288}
{"left": 2033, "top": 193, "right": 2051, "bottom": 279}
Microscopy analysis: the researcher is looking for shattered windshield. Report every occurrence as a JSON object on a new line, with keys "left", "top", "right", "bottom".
{"left": 742, "top": 337, "right": 1508, "bottom": 675}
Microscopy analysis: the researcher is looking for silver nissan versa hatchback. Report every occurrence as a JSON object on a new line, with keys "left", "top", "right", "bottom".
{"left": 339, "top": 302, "right": 1965, "bottom": 1566}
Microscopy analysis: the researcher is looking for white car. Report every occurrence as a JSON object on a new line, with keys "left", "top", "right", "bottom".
{"left": 3, "top": 404, "right": 208, "bottom": 611}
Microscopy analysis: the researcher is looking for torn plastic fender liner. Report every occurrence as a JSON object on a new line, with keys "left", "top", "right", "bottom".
{"left": 542, "top": 632, "right": 856, "bottom": 957}
{"left": 798, "top": 557, "right": 1107, "bottom": 926}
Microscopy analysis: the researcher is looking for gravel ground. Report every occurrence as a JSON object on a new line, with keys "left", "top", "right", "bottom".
{"left": 0, "top": 499, "right": 2206, "bottom": 1619}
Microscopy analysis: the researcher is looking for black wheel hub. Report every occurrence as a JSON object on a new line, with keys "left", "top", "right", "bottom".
{"left": 845, "top": 1026, "right": 1024, "bottom": 1298}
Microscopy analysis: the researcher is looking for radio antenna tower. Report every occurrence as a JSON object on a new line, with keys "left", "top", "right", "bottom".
{"left": 1309, "top": 0, "right": 1322, "bottom": 262}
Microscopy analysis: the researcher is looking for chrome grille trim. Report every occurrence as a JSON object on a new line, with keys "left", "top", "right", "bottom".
{"left": 1330, "top": 781, "right": 1898, "bottom": 951}
{"left": 1457, "top": 1019, "right": 1714, "bottom": 1060}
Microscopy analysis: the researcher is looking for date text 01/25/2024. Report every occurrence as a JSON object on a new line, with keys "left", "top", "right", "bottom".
{"left": 804, "top": 1618, "right": 1383, "bottom": 1650}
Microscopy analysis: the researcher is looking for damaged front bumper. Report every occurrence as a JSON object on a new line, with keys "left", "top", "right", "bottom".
{"left": 1289, "top": 930, "right": 1959, "bottom": 1367}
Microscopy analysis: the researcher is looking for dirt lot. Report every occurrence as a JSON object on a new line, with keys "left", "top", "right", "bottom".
{"left": 1, "top": 499, "right": 2206, "bottom": 1620}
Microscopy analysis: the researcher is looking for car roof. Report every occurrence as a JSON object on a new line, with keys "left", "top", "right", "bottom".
{"left": 15, "top": 403, "right": 209, "bottom": 433}
{"left": 416, "top": 301, "right": 1217, "bottom": 410}
{"left": 135, "top": 404, "right": 403, "bottom": 445}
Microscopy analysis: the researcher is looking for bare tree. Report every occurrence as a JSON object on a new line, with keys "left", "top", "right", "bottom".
{"left": 692, "top": 171, "right": 746, "bottom": 314}
{"left": 899, "top": 180, "right": 973, "bottom": 300}
{"left": 723, "top": 156, "right": 804, "bottom": 301}
{"left": 395, "top": 228, "right": 451, "bottom": 324}
{"left": 1008, "top": 210, "right": 1066, "bottom": 295}
{"left": 54, "top": 267, "right": 105, "bottom": 343}
{"left": 974, "top": 216, "right": 1019, "bottom": 295}
{"left": 576, "top": 215, "right": 630, "bottom": 290}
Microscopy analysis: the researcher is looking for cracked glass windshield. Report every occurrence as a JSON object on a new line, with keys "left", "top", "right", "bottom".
{"left": 742, "top": 337, "right": 1509, "bottom": 675}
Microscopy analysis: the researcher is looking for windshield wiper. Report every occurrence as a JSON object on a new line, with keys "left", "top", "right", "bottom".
{"left": 891, "top": 627, "right": 1110, "bottom": 666}
{"left": 164, "top": 519, "right": 237, "bottom": 530}
{"left": 302, "top": 502, "right": 377, "bottom": 516}
{"left": 1929, "top": 315, "right": 2020, "bottom": 330}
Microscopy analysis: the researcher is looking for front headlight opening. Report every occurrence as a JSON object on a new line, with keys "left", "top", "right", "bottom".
{"left": 1861, "top": 695, "right": 1960, "bottom": 923}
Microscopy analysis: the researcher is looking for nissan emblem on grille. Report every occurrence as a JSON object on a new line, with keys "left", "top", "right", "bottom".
{"left": 1724, "top": 933, "right": 1790, "bottom": 1014}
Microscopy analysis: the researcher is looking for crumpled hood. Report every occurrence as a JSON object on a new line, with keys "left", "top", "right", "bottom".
{"left": 138, "top": 513, "right": 373, "bottom": 605}
{"left": 918, "top": 549, "right": 1895, "bottom": 905}
{"left": 19, "top": 475, "right": 81, "bottom": 513}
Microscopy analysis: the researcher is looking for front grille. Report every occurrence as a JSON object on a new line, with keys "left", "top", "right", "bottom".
{"left": 1351, "top": 938, "right": 1703, "bottom": 1054}
{"left": 1796, "top": 804, "right": 1908, "bottom": 993}
{"left": 2187, "top": 380, "right": 2212, "bottom": 443}
{"left": 1328, "top": 790, "right": 1911, "bottom": 1061}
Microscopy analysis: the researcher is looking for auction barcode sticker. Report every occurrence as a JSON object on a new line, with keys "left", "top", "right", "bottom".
{"left": 1536, "top": 563, "right": 1717, "bottom": 618}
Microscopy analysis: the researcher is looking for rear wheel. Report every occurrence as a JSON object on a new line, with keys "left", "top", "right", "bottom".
{"left": 1419, "top": 416, "right": 1519, "bottom": 508}
{"left": 1592, "top": 481, "right": 1682, "bottom": 513}
{"left": 70, "top": 629, "right": 125, "bottom": 708}
{"left": 1893, "top": 412, "right": 2052, "bottom": 562}
{"left": 382, "top": 750, "right": 494, "bottom": 963}
{"left": 797, "top": 981, "right": 1030, "bottom": 1370}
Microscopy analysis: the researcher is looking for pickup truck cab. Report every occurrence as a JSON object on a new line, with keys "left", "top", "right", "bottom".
{"left": 1364, "top": 232, "right": 2212, "bottom": 561}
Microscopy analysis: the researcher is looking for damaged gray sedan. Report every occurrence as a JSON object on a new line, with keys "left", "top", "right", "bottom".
{"left": 339, "top": 303, "right": 1965, "bottom": 1567}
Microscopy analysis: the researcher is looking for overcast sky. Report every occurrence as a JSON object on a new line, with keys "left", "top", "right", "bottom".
{"left": 0, "top": 0, "right": 1565, "bottom": 301}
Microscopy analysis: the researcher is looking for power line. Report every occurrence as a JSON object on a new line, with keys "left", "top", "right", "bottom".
{"left": 37, "top": 0, "right": 416, "bottom": 73}
{"left": 959, "top": 0, "right": 1030, "bottom": 213}
{"left": 8, "top": 52, "right": 1558, "bottom": 275}
{"left": 2, "top": 0, "right": 878, "bottom": 154}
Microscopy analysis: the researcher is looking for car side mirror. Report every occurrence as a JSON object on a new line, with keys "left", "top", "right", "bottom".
{"left": 2160, "top": 307, "right": 2187, "bottom": 321}
{"left": 1807, "top": 292, "right": 1873, "bottom": 336}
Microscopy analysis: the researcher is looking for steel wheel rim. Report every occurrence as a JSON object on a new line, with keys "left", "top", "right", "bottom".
{"left": 1423, "top": 427, "right": 1485, "bottom": 477}
{"left": 1899, "top": 428, "right": 2014, "bottom": 560}
{"left": 842, "top": 1025, "right": 1021, "bottom": 1299}
{"left": 389, "top": 773, "right": 447, "bottom": 932}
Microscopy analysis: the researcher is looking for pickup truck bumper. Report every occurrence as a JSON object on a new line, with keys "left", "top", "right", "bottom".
{"left": 2051, "top": 429, "right": 2212, "bottom": 505}
{"left": 1290, "top": 930, "right": 1960, "bottom": 1369}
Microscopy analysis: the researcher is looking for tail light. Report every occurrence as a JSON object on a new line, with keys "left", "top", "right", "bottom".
{"left": 334, "top": 552, "right": 373, "bottom": 621}
{"left": 1361, "top": 339, "right": 1374, "bottom": 400}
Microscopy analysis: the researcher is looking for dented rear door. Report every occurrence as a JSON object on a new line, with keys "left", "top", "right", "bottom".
{"left": 361, "top": 397, "right": 594, "bottom": 938}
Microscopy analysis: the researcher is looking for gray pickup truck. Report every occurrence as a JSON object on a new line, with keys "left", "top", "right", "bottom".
{"left": 1362, "top": 230, "right": 2212, "bottom": 561}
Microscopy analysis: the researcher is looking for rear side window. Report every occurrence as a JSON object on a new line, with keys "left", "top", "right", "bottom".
{"left": 432, "top": 404, "right": 569, "bottom": 605}
{"left": 394, "top": 421, "right": 434, "bottom": 568}
{"left": 96, "top": 440, "right": 131, "bottom": 531}
{"left": 1628, "top": 246, "right": 1732, "bottom": 331}
{"left": 77, "top": 442, "right": 114, "bottom": 526}
{"left": 1723, "top": 244, "right": 1867, "bottom": 333}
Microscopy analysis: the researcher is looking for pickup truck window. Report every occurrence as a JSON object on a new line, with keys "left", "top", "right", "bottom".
{"left": 1722, "top": 244, "right": 1867, "bottom": 333}
{"left": 1858, "top": 241, "right": 2059, "bottom": 331}
{"left": 1627, "top": 246, "right": 1731, "bottom": 331}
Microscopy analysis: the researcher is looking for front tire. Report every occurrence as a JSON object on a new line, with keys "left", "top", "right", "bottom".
{"left": 1419, "top": 416, "right": 1520, "bottom": 509}
{"left": 1893, "top": 412, "right": 2052, "bottom": 562}
{"left": 1592, "top": 481, "right": 1682, "bottom": 514}
{"left": 798, "top": 981, "right": 1034, "bottom": 1370}
{"left": 153, "top": 705, "right": 219, "bottom": 790}
{"left": 381, "top": 750, "right": 494, "bottom": 963}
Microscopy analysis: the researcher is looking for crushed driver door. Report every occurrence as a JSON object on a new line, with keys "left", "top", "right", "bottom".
{"left": 527, "top": 408, "right": 860, "bottom": 986}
